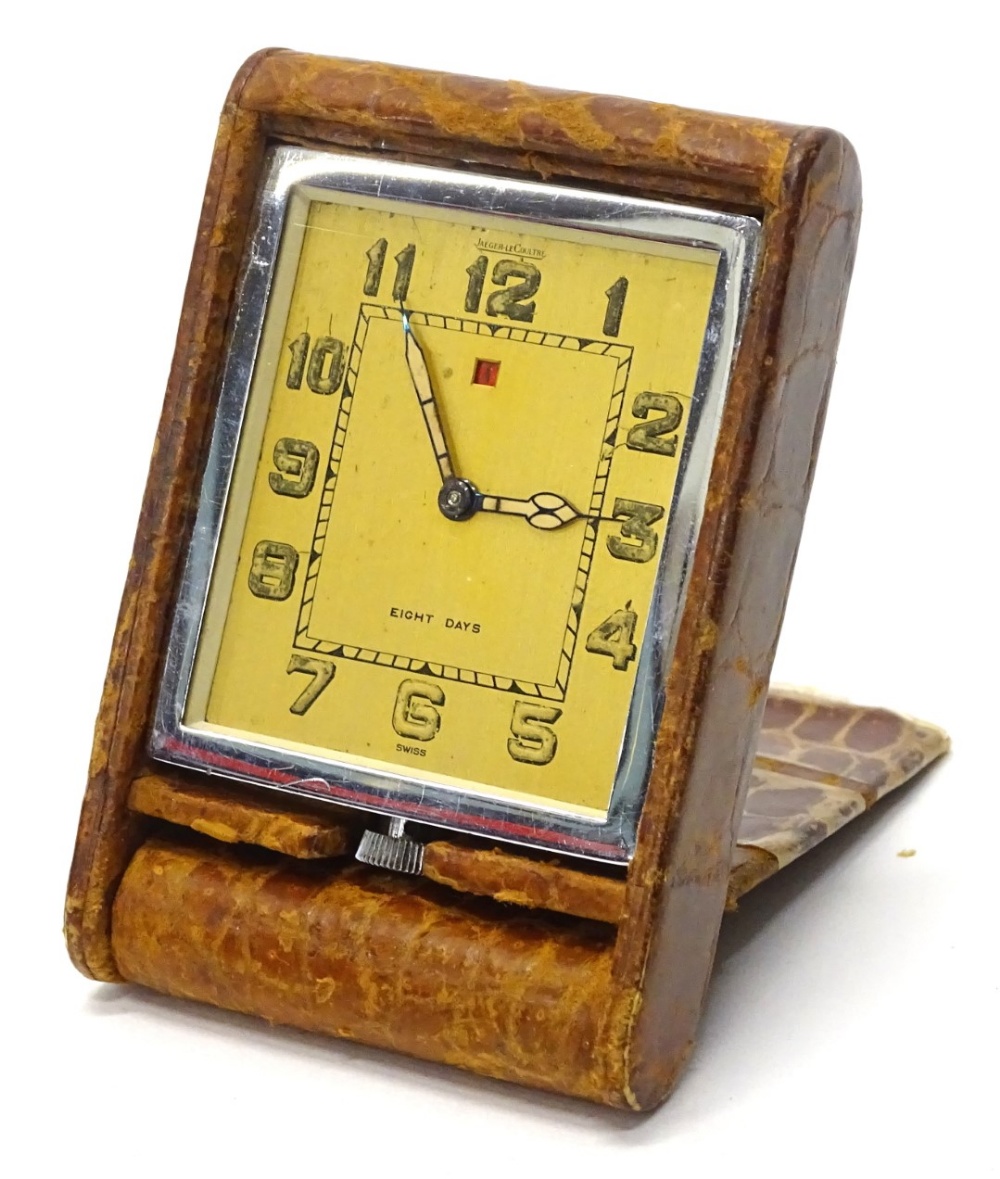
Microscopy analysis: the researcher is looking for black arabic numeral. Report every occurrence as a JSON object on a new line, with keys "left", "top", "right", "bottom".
{"left": 364, "top": 238, "right": 387, "bottom": 296}
{"left": 286, "top": 654, "right": 336, "bottom": 715}
{"left": 486, "top": 259, "right": 540, "bottom": 322}
{"left": 247, "top": 540, "right": 299, "bottom": 600}
{"left": 268, "top": 438, "right": 319, "bottom": 499}
{"left": 285, "top": 332, "right": 309, "bottom": 389}
{"left": 305, "top": 336, "right": 345, "bottom": 395}
{"left": 606, "top": 498, "right": 665, "bottom": 564}
{"left": 626, "top": 392, "right": 685, "bottom": 457}
{"left": 285, "top": 333, "right": 346, "bottom": 396}
{"left": 363, "top": 239, "right": 416, "bottom": 301}
{"left": 392, "top": 244, "right": 416, "bottom": 302}
{"left": 392, "top": 679, "right": 445, "bottom": 742}
{"left": 507, "top": 701, "right": 562, "bottom": 765}
{"left": 603, "top": 276, "right": 628, "bottom": 337}
{"left": 465, "top": 255, "right": 488, "bottom": 313}
{"left": 584, "top": 603, "right": 638, "bottom": 670}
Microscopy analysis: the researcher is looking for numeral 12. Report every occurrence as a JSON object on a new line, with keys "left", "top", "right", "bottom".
{"left": 464, "top": 256, "right": 541, "bottom": 322}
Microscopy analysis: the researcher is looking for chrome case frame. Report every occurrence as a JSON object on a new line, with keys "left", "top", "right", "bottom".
{"left": 151, "top": 146, "right": 759, "bottom": 863}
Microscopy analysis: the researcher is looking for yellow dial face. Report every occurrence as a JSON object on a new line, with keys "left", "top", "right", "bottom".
{"left": 185, "top": 187, "right": 720, "bottom": 821}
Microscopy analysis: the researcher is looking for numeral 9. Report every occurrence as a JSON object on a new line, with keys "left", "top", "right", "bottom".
{"left": 269, "top": 438, "right": 319, "bottom": 498}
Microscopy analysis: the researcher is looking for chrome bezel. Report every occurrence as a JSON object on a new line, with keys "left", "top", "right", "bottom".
{"left": 151, "top": 146, "right": 759, "bottom": 863}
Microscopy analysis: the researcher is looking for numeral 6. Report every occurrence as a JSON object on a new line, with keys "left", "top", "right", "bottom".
{"left": 392, "top": 679, "right": 445, "bottom": 742}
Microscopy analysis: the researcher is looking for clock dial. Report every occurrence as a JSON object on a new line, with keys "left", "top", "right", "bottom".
{"left": 154, "top": 148, "right": 758, "bottom": 859}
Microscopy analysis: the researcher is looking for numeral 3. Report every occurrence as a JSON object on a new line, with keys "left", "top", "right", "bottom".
{"left": 606, "top": 499, "right": 664, "bottom": 564}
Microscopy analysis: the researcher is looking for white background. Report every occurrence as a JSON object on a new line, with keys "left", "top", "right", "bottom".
{"left": 3, "top": 3, "right": 996, "bottom": 1176}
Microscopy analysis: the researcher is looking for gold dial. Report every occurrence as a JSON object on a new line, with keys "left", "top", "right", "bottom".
{"left": 185, "top": 188, "right": 717, "bottom": 820}
{"left": 152, "top": 147, "right": 759, "bottom": 860}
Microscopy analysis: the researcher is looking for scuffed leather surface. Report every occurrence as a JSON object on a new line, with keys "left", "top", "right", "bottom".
{"left": 65, "top": 51, "right": 274, "bottom": 982}
{"left": 113, "top": 838, "right": 623, "bottom": 1102}
{"left": 423, "top": 841, "right": 626, "bottom": 925}
{"left": 620, "top": 128, "right": 863, "bottom": 1108}
{"left": 129, "top": 773, "right": 351, "bottom": 858}
{"left": 239, "top": 53, "right": 793, "bottom": 206}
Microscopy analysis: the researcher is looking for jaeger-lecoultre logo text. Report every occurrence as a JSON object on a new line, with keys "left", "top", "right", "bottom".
{"left": 475, "top": 236, "right": 546, "bottom": 260}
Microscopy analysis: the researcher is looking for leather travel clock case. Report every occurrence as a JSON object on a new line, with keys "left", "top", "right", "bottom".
{"left": 65, "top": 50, "right": 948, "bottom": 1110}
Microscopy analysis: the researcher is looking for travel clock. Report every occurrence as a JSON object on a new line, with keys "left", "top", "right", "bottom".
{"left": 66, "top": 51, "right": 940, "bottom": 1111}
{"left": 151, "top": 147, "right": 758, "bottom": 867}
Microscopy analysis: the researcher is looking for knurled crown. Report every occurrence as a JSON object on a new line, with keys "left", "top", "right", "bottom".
{"left": 356, "top": 827, "right": 425, "bottom": 875}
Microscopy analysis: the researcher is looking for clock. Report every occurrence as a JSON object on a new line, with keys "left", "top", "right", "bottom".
{"left": 151, "top": 147, "right": 759, "bottom": 866}
{"left": 66, "top": 51, "right": 918, "bottom": 1110}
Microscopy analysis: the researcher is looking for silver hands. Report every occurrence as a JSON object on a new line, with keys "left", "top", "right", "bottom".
{"left": 401, "top": 307, "right": 584, "bottom": 531}
{"left": 401, "top": 306, "right": 455, "bottom": 483}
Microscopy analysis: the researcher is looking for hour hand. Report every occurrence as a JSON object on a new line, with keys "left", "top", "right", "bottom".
{"left": 400, "top": 307, "right": 454, "bottom": 483}
{"left": 435, "top": 477, "right": 584, "bottom": 529}
{"left": 478, "top": 491, "right": 584, "bottom": 530}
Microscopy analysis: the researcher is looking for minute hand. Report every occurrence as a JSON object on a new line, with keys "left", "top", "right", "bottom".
{"left": 478, "top": 491, "right": 585, "bottom": 530}
{"left": 401, "top": 308, "right": 455, "bottom": 483}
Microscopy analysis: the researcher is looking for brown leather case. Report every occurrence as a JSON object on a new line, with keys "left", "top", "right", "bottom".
{"left": 64, "top": 51, "right": 947, "bottom": 1109}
